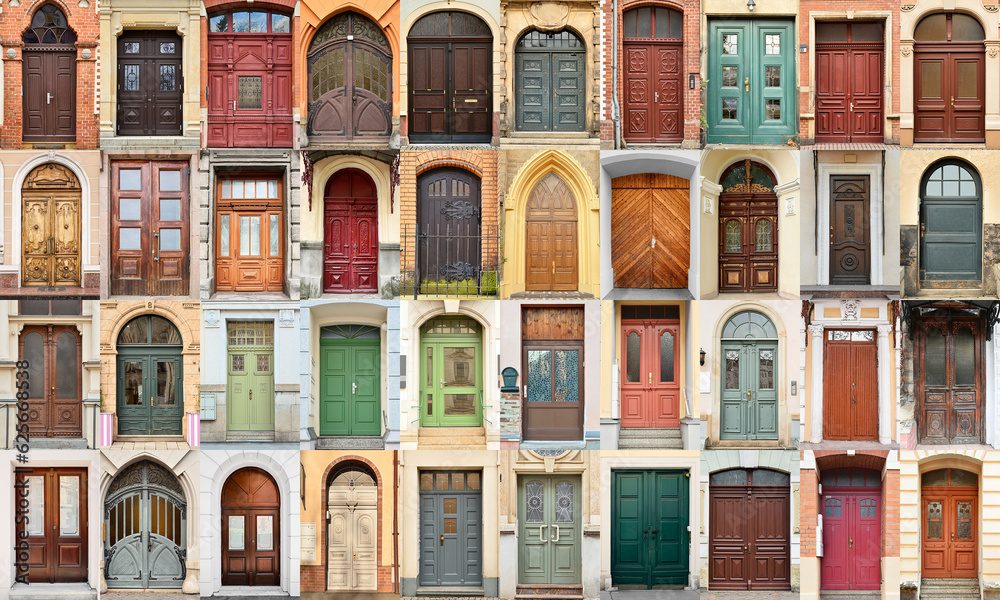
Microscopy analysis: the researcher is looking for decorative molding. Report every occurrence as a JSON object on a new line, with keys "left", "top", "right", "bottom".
{"left": 901, "top": 44, "right": 912, "bottom": 57}
{"left": 990, "top": 45, "right": 999, "bottom": 58}
{"left": 785, "top": 196, "right": 796, "bottom": 216}
{"left": 525, "top": 2, "right": 571, "bottom": 30}
{"left": 984, "top": 4, "right": 999, "bottom": 11}
{"left": 279, "top": 309, "right": 294, "bottom": 328}
{"left": 703, "top": 195, "right": 714, "bottom": 215}
{"left": 900, "top": 3, "right": 915, "bottom": 10}
{"left": 807, "top": 324, "right": 824, "bottom": 337}
{"left": 204, "top": 310, "right": 220, "bottom": 328}
{"left": 841, "top": 299, "right": 860, "bottom": 321}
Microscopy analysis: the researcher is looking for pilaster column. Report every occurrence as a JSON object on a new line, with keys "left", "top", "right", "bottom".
{"left": 809, "top": 325, "right": 824, "bottom": 444}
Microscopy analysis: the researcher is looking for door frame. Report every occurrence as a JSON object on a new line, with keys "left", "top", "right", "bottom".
{"left": 818, "top": 468, "right": 882, "bottom": 591}
{"left": 816, "top": 162, "right": 884, "bottom": 285}
{"left": 417, "top": 469, "right": 484, "bottom": 587}
{"left": 19, "top": 325, "right": 83, "bottom": 438}
{"left": 619, "top": 315, "right": 682, "bottom": 429}
{"left": 418, "top": 316, "right": 484, "bottom": 427}
{"left": 15, "top": 466, "right": 89, "bottom": 583}
{"left": 322, "top": 168, "right": 379, "bottom": 293}
{"left": 516, "top": 473, "right": 583, "bottom": 585}
{"left": 524, "top": 172, "right": 579, "bottom": 291}
{"left": 918, "top": 465, "right": 980, "bottom": 579}
{"left": 821, "top": 329, "right": 879, "bottom": 442}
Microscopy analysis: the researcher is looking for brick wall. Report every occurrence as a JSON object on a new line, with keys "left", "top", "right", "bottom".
{"left": 499, "top": 390, "right": 521, "bottom": 437}
{"left": 800, "top": 462, "right": 818, "bottom": 557}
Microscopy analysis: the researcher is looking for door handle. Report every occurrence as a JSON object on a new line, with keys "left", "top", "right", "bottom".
{"left": 538, "top": 525, "right": 547, "bottom": 542}
{"left": 851, "top": 382, "right": 856, "bottom": 403}
{"left": 744, "top": 545, "right": 748, "bottom": 554}
{"left": 651, "top": 238, "right": 657, "bottom": 248}
{"left": 153, "top": 230, "right": 160, "bottom": 262}
{"left": 921, "top": 223, "right": 926, "bottom": 237}
{"left": 249, "top": 388, "right": 253, "bottom": 401}
{"left": 744, "top": 77, "right": 750, "bottom": 93}
{"left": 47, "top": 93, "right": 52, "bottom": 105}
{"left": 850, "top": 101, "right": 854, "bottom": 111}
{"left": 951, "top": 96, "right": 955, "bottom": 108}
{"left": 48, "top": 236, "right": 54, "bottom": 256}
{"left": 747, "top": 389, "right": 751, "bottom": 403}
{"left": 952, "top": 532, "right": 955, "bottom": 541}
{"left": 643, "top": 528, "right": 648, "bottom": 540}
{"left": 648, "top": 372, "right": 652, "bottom": 385}
{"left": 849, "top": 537, "right": 853, "bottom": 548}
{"left": 551, "top": 524, "right": 560, "bottom": 543}
{"left": 233, "top": 100, "right": 237, "bottom": 111}
{"left": 551, "top": 260, "right": 556, "bottom": 275}
{"left": 440, "top": 534, "right": 444, "bottom": 546}
{"left": 353, "top": 551, "right": 356, "bottom": 561}
{"left": 439, "top": 378, "right": 444, "bottom": 390}
{"left": 655, "top": 91, "right": 659, "bottom": 103}
{"left": 352, "top": 382, "right": 357, "bottom": 395}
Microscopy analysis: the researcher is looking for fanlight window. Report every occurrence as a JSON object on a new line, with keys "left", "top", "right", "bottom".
{"left": 422, "top": 317, "right": 482, "bottom": 335}
{"left": 118, "top": 315, "right": 182, "bottom": 346}
{"left": 821, "top": 468, "right": 881, "bottom": 488}
{"left": 23, "top": 5, "right": 77, "bottom": 45}
{"left": 722, "top": 310, "right": 778, "bottom": 339}
{"left": 922, "top": 161, "right": 980, "bottom": 198}
{"left": 308, "top": 12, "right": 392, "bottom": 104}
{"left": 921, "top": 468, "right": 978, "bottom": 487}
{"left": 321, "top": 324, "right": 381, "bottom": 339}
{"left": 409, "top": 11, "right": 491, "bottom": 37}
{"left": 208, "top": 9, "right": 291, "bottom": 34}
{"left": 710, "top": 468, "right": 789, "bottom": 486}
{"left": 516, "top": 30, "right": 583, "bottom": 48}
{"left": 720, "top": 159, "right": 776, "bottom": 193}
{"left": 914, "top": 12, "right": 984, "bottom": 42}
{"left": 623, "top": 6, "right": 683, "bottom": 39}
{"left": 331, "top": 467, "right": 376, "bottom": 487}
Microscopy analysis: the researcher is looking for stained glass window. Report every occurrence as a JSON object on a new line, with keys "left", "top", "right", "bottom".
{"left": 526, "top": 481, "right": 543, "bottom": 522}
{"left": 160, "top": 65, "right": 176, "bottom": 91}
{"left": 957, "top": 501, "right": 973, "bottom": 540}
{"left": 124, "top": 65, "right": 140, "bottom": 91}
{"left": 756, "top": 220, "right": 772, "bottom": 251}
{"left": 553, "top": 350, "right": 579, "bottom": 402}
{"left": 527, "top": 350, "right": 552, "bottom": 402}
{"left": 709, "top": 469, "right": 747, "bottom": 485}
{"left": 232, "top": 354, "right": 245, "bottom": 372}
{"left": 555, "top": 481, "right": 573, "bottom": 522}
{"left": 725, "top": 220, "right": 741, "bottom": 252}
{"left": 722, "top": 66, "right": 738, "bottom": 87}
{"left": 238, "top": 76, "right": 262, "bottom": 109}
{"left": 722, "top": 98, "right": 737, "bottom": 120}
{"left": 124, "top": 42, "right": 140, "bottom": 54}
{"left": 725, "top": 350, "right": 740, "bottom": 389}
{"left": 160, "top": 42, "right": 176, "bottom": 54}
{"left": 722, "top": 34, "right": 737, "bottom": 54}
{"left": 765, "top": 34, "right": 780, "bottom": 54}
{"left": 759, "top": 350, "right": 774, "bottom": 389}
{"left": 765, "top": 66, "right": 780, "bottom": 88}
{"left": 257, "top": 354, "right": 270, "bottom": 372}
{"left": 927, "top": 501, "right": 943, "bottom": 539}
{"left": 766, "top": 99, "right": 781, "bottom": 121}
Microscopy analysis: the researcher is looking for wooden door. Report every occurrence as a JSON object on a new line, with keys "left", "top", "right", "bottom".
{"left": 620, "top": 316, "right": 680, "bottom": 428}
{"left": 23, "top": 51, "right": 76, "bottom": 143}
{"left": 420, "top": 317, "right": 483, "bottom": 427}
{"left": 222, "top": 468, "right": 280, "bottom": 586}
{"left": 815, "top": 22, "right": 884, "bottom": 143}
{"left": 612, "top": 470, "right": 689, "bottom": 588}
{"left": 323, "top": 169, "right": 378, "bottom": 293}
{"left": 111, "top": 161, "right": 190, "bottom": 296}
{"left": 519, "top": 475, "right": 581, "bottom": 585}
{"left": 829, "top": 175, "right": 870, "bottom": 284}
{"left": 216, "top": 176, "right": 285, "bottom": 293}
{"left": 720, "top": 341, "right": 778, "bottom": 440}
{"left": 823, "top": 330, "right": 878, "bottom": 441}
{"left": 117, "top": 32, "right": 183, "bottom": 136}
{"left": 206, "top": 8, "right": 293, "bottom": 147}
{"left": 622, "top": 7, "right": 684, "bottom": 143}
{"left": 227, "top": 321, "right": 275, "bottom": 432}
{"left": 16, "top": 467, "right": 88, "bottom": 583}
{"left": 116, "top": 315, "right": 185, "bottom": 436}
{"left": 525, "top": 173, "right": 578, "bottom": 291}
{"left": 515, "top": 31, "right": 585, "bottom": 132}
{"left": 418, "top": 471, "right": 483, "bottom": 587}
{"left": 417, "top": 168, "right": 481, "bottom": 290}
{"left": 20, "top": 326, "right": 81, "bottom": 438}
{"left": 307, "top": 12, "right": 392, "bottom": 141}
{"left": 921, "top": 469, "right": 978, "bottom": 579}
{"left": 709, "top": 469, "right": 790, "bottom": 590}
{"left": 319, "top": 325, "right": 381, "bottom": 436}
{"left": 408, "top": 11, "right": 492, "bottom": 143}
{"left": 820, "top": 470, "right": 881, "bottom": 590}
{"left": 22, "top": 163, "right": 81, "bottom": 286}
{"left": 611, "top": 173, "right": 689, "bottom": 289}
{"left": 920, "top": 161, "right": 982, "bottom": 287}
{"left": 522, "top": 307, "right": 584, "bottom": 441}
{"left": 719, "top": 161, "right": 778, "bottom": 293}
{"left": 917, "top": 315, "right": 982, "bottom": 444}
{"left": 327, "top": 470, "right": 378, "bottom": 590}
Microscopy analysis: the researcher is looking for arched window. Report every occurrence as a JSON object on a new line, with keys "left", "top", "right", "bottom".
{"left": 23, "top": 4, "right": 76, "bottom": 45}
{"left": 919, "top": 160, "right": 982, "bottom": 286}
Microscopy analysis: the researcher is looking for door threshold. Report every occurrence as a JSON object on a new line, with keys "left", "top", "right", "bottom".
{"left": 215, "top": 586, "right": 287, "bottom": 597}
{"left": 10, "top": 582, "right": 97, "bottom": 600}
{"left": 519, "top": 440, "right": 586, "bottom": 450}
{"left": 415, "top": 586, "right": 485, "bottom": 597}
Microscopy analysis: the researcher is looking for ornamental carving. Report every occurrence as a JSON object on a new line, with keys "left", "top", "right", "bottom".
{"left": 526, "top": 2, "right": 571, "bottom": 31}
{"left": 901, "top": 44, "right": 912, "bottom": 57}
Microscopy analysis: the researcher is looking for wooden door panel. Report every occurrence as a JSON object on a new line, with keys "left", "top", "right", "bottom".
{"left": 830, "top": 174, "right": 870, "bottom": 284}
{"left": 719, "top": 194, "right": 777, "bottom": 293}
{"left": 525, "top": 173, "right": 578, "bottom": 291}
{"left": 515, "top": 52, "right": 550, "bottom": 131}
{"left": 16, "top": 468, "right": 88, "bottom": 583}
{"left": 823, "top": 341, "right": 852, "bottom": 440}
{"left": 853, "top": 342, "right": 879, "bottom": 440}
{"left": 624, "top": 45, "right": 652, "bottom": 141}
{"left": 611, "top": 187, "right": 651, "bottom": 288}
{"left": 20, "top": 327, "right": 82, "bottom": 438}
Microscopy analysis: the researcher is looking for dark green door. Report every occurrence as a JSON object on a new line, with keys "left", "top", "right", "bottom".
{"left": 116, "top": 315, "right": 184, "bottom": 436}
{"left": 920, "top": 160, "right": 982, "bottom": 287}
{"left": 707, "top": 19, "right": 795, "bottom": 144}
{"left": 720, "top": 340, "right": 778, "bottom": 440}
{"left": 419, "top": 317, "right": 483, "bottom": 427}
{"left": 612, "top": 470, "right": 690, "bottom": 588}
{"left": 418, "top": 471, "right": 483, "bottom": 587}
{"left": 519, "top": 474, "right": 581, "bottom": 585}
{"left": 320, "top": 325, "right": 381, "bottom": 436}
{"left": 515, "top": 30, "right": 586, "bottom": 132}
{"left": 227, "top": 321, "right": 275, "bottom": 432}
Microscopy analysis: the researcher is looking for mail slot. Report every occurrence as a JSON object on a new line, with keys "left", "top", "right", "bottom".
{"left": 464, "top": 99, "right": 478, "bottom": 103}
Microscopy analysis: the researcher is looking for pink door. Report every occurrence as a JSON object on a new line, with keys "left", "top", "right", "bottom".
{"left": 821, "top": 474, "right": 881, "bottom": 590}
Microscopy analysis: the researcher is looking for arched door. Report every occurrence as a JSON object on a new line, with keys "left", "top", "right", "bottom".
{"left": 419, "top": 317, "right": 482, "bottom": 427}
{"left": 307, "top": 12, "right": 392, "bottom": 141}
{"left": 720, "top": 311, "right": 778, "bottom": 441}
{"left": 515, "top": 30, "right": 585, "bottom": 132}
{"left": 327, "top": 466, "right": 378, "bottom": 591}
{"left": 104, "top": 461, "right": 187, "bottom": 588}
{"left": 718, "top": 160, "right": 778, "bottom": 293}
{"left": 116, "top": 315, "right": 184, "bottom": 436}
{"left": 820, "top": 468, "right": 881, "bottom": 591}
{"left": 914, "top": 13, "right": 985, "bottom": 143}
{"left": 525, "top": 172, "right": 578, "bottom": 291}
{"left": 22, "top": 5, "right": 76, "bottom": 143}
{"left": 921, "top": 468, "right": 977, "bottom": 578}
{"left": 319, "top": 325, "right": 381, "bottom": 436}
{"left": 417, "top": 168, "right": 482, "bottom": 293}
{"left": 222, "top": 467, "right": 280, "bottom": 586}
{"left": 324, "top": 169, "right": 378, "bottom": 293}
{"left": 920, "top": 160, "right": 982, "bottom": 287}
{"left": 20, "top": 326, "right": 81, "bottom": 438}
{"left": 622, "top": 7, "right": 683, "bottom": 143}
{"left": 407, "top": 11, "right": 492, "bottom": 143}
{"left": 22, "top": 163, "right": 81, "bottom": 286}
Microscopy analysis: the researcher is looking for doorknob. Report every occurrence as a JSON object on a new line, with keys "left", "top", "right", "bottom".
{"left": 551, "top": 261, "right": 556, "bottom": 275}
{"left": 538, "top": 525, "right": 547, "bottom": 542}
{"left": 744, "top": 545, "right": 748, "bottom": 554}
{"left": 47, "top": 93, "right": 52, "bottom": 105}
{"left": 747, "top": 389, "right": 751, "bottom": 403}
{"left": 440, "top": 534, "right": 444, "bottom": 546}
{"left": 849, "top": 537, "right": 853, "bottom": 548}
{"left": 744, "top": 77, "right": 750, "bottom": 92}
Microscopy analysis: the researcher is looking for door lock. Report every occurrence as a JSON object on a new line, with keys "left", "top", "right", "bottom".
{"left": 648, "top": 372, "right": 652, "bottom": 385}
{"left": 952, "top": 532, "right": 955, "bottom": 541}
{"left": 744, "top": 545, "right": 749, "bottom": 554}
{"left": 851, "top": 381, "right": 856, "bottom": 403}
{"left": 921, "top": 223, "right": 926, "bottom": 237}
{"left": 744, "top": 77, "right": 750, "bottom": 93}
{"left": 353, "top": 551, "right": 356, "bottom": 561}
{"left": 249, "top": 389, "right": 253, "bottom": 401}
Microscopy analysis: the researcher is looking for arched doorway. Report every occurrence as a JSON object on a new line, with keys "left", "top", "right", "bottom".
{"left": 621, "top": 6, "right": 683, "bottom": 143}
{"left": 307, "top": 12, "right": 392, "bottom": 141}
{"left": 921, "top": 468, "right": 977, "bottom": 578}
{"left": 319, "top": 325, "right": 381, "bottom": 436}
{"left": 419, "top": 316, "right": 482, "bottom": 427}
{"left": 718, "top": 160, "right": 778, "bottom": 293}
{"left": 20, "top": 325, "right": 81, "bottom": 438}
{"left": 720, "top": 310, "right": 778, "bottom": 441}
{"left": 222, "top": 467, "right": 280, "bottom": 586}
{"left": 708, "top": 468, "right": 790, "bottom": 590}
{"left": 22, "top": 163, "right": 81, "bottom": 286}
{"left": 324, "top": 169, "right": 379, "bottom": 293}
{"left": 104, "top": 461, "right": 187, "bottom": 588}
{"left": 514, "top": 30, "right": 585, "bottom": 132}
{"left": 326, "top": 464, "right": 378, "bottom": 591}
{"left": 22, "top": 4, "right": 77, "bottom": 142}
{"left": 820, "top": 468, "right": 881, "bottom": 591}
{"left": 919, "top": 160, "right": 982, "bottom": 287}
{"left": 525, "top": 172, "right": 577, "bottom": 291}
{"left": 407, "top": 11, "right": 492, "bottom": 143}
{"left": 914, "top": 13, "right": 985, "bottom": 143}
{"left": 116, "top": 315, "right": 184, "bottom": 436}
{"left": 416, "top": 167, "right": 482, "bottom": 293}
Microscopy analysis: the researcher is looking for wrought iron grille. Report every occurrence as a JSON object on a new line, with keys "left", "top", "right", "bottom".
{"left": 402, "top": 222, "right": 500, "bottom": 297}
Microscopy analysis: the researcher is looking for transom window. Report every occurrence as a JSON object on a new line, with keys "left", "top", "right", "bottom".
{"left": 516, "top": 30, "right": 583, "bottom": 48}
{"left": 915, "top": 12, "right": 984, "bottom": 42}
{"left": 922, "top": 160, "right": 980, "bottom": 198}
{"left": 23, "top": 4, "right": 77, "bottom": 45}
{"left": 623, "top": 6, "right": 682, "bottom": 39}
{"left": 208, "top": 9, "right": 291, "bottom": 34}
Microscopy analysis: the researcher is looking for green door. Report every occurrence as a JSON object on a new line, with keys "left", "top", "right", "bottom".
{"left": 320, "top": 325, "right": 381, "bottom": 436}
{"left": 720, "top": 340, "right": 778, "bottom": 440}
{"left": 116, "top": 315, "right": 184, "bottom": 436}
{"left": 519, "top": 474, "right": 581, "bottom": 585}
{"left": 419, "top": 317, "right": 483, "bottom": 427}
{"left": 707, "top": 19, "right": 795, "bottom": 144}
{"left": 227, "top": 321, "right": 275, "bottom": 432}
{"left": 612, "top": 470, "right": 690, "bottom": 588}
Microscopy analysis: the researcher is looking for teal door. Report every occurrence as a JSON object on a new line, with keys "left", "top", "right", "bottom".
{"left": 612, "top": 470, "right": 689, "bottom": 588}
{"left": 419, "top": 317, "right": 483, "bottom": 427}
{"left": 418, "top": 471, "right": 483, "bottom": 587}
{"left": 721, "top": 340, "right": 778, "bottom": 440}
{"left": 708, "top": 19, "right": 795, "bottom": 144}
{"left": 227, "top": 321, "right": 275, "bottom": 432}
{"left": 519, "top": 474, "right": 581, "bottom": 585}
{"left": 116, "top": 315, "right": 184, "bottom": 436}
{"left": 320, "top": 325, "right": 381, "bottom": 436}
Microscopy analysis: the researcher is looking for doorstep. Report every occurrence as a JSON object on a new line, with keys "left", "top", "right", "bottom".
{"left": 9, "top": 583, "right": 97, "bottom": 600}
{"left": 212, "top": 586, "right": 289, "bottom": 597}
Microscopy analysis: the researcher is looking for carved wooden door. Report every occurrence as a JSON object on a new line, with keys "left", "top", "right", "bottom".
{"left": 222, "top": 467, "right": 280, "bottom": 586}
{"left": 823, "top": 330, "right": 878, "bottom": 441}
{"left": 117, "top": 32, "right": 183, "bottom": 136}
{"left": 815, "top": 22, "right": 884, "bottom": 143}
{"left": 917, "top": 314, "right": 982, "bottom": 444}
{"left": 22, "top": 5, "right": 77, "bottom": 143}
{"left": 820, "top": 469, "right": 881, "bottom": 590}
{"left": 620, "top": 316, "right": 680, "bottom": 428}
{"left": 216, "top": 176, "right": 284, "bottom": 292}
{"left": 718, "top": 161, "right": 778, "bottom": 293}
{"left": 921, "top": 469, "right": 978, "bottom": 579}
{"left": 417, "top": 168, "right": 481, "bottom": 290}
{"left": 21, "top": 163, "right": 81, "bottom": 286}
{"left": 324, "top": 169, "right": 378, "bottom": 293}
{"left": 522, "top": 307, "right": 584, "bottom": 441}
{"left": 830, "top": 174, "right": 870, "bottom": 284}
{"left": 16, "top": 467, "right": 88, "bottom": 583}
{"left": 514, "top": 30, "right": 585, "bottom": 132}
{"left": 622, "top": 7, "right": 683, "bottom": 143}
{"left": 327, "top": 469, "right": 378, "bottom": 591}
{"left": 612, "top": 173, "right": 689, "bottom": 289}
{"left": 20, "top": 326, "right": 81, "bottom": 438}
{"left": 525, "top": 173, "right": 578, "bottom": 291}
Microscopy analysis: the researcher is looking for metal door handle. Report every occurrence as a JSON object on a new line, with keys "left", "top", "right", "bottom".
{"left": 951, "top": 96, "right": 955, "bottom": 107}
{"left": 439, "top": 378, "right": 444, "bottom": 390}
{"left": 952, "top": 532, "right": 955, "bottom": 541}
{"left": 148, "top": 538, "right": 153, "bottom": 552}
{"left": 744, "top": 77, "right": 750, "bottom": 92}
{"left": 233, "top": 100, "right": 237, "bottom": 111}
{"left": 47, "top": 93, "right": 52, "bottom": 105}
{"left": 552, "top": 260, "right": 555, "bottom": 274}
{"left": 440, "top": 534, "right": 444, "bottom": 546}
{"left": 551, "top": 524, "right": 560, "bottom": 543}
{"left": 851, "top": 382, "right": 856, "bottom": 402}
{"left": 49, "top": 236, "right": 54, "bottom": 255}
{"left": 648, "top": 373, "right": 652, "bottom": 385}
{"left": 352, "top": 382, "right": 357, "bottom": 394}
{"left": 744, "top": 545, "right": 748, "bottom": 554}
{"left": 850, "top": 101, "right": 854, "bottom": 111}
{"left": 747, "top": 389, "right": 751, "bottom": 402}
{"left": 651, "top": 238, "right": 656, "bottom": 248}
{"left": 849, "top": 537, "right": 853, "bottom": 548}
{"left": 249, "top": 389, "right": 253, "bottom": 401}
{"left": 538, "top": 525, "right": 547, "bottom": 542}
{"left": 153, "top": 230, "right": 160, "bottom": 262}
{"left": 353, "top": 551, "right": 356, "bottom": 561}
{"left": 655, "top": 91, "right": 659, "bottom": 102}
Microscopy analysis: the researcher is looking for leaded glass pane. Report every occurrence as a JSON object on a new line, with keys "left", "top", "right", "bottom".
{"left": 950, "top": 469, "right": 978, "bottom": 487}
{"left": 722, "top": 98, "right": 737, "bottom": 120}
{"left": 722, "top": 66, "right": 738, "bottom": 87}
{"left": 420, "top": 473, "right": 433, "bottom": 490}
{"left": 553, "top": 350, "right": 579, "bottom": 402}
{"left": 238, "top": 76, "right": 262, "bottom": 109}
{"left": 723, "top": 34, "right": 737, "bottom": 54}
{"left": 755, "top": 220, "right": 772, "bottom": 251}
{"left": 957, "top": 501, "right": 973, "bottom": 540}
{"left": 626, "top": 331, "right": 640, "bottom": 383}
{"left": 852, "top": 330, "right": 875, "bottom": 342}
{"left": 527, "top": 350, "right": 552, "bottom": 402}
{"left": 765, "top": 66, "right": 780, "bottom": 88}
{"left": 124, "top": 42, "right": 140, "bottom": 54}
{"left": 926, "top": 501, "right": 943, "bottom": 539}
{"left": 922, "top": 469, "right": 950, "bottom": 487}
{"left": 124, "top": 65, "right": 140, "bottom": 91}
{"left": 526, "top": 481, "right": 544, "bottom": 522}
{"left": 725, "top": 220, "right": 741, "bottom": 252}
{"left": 710, "top": 469, "right": 748, "bottom": 485}
{"left": 555, "top": 481, "right": 573, "bottom": 522}
{"left": 160, "top": 42, "right": 175, "bottom": 54}
{"left": 660, "top": 331, "right": 674, "bottom": 383}
{"left": 861, "top": 498, "right": 877, "bottom": 518}
{"left": 220, "top": 214, "right": 230, "bottom": 256}
{"left": 758, "top": 350, "right": 774, "bottom": 389}
{"left": 766, "top": 99, "right": 781, "bottom": 121}
{"left": 752, "top": 469, "right": 788, "bottom": 486}
{"left": 160, "top": 65, "right": 176, "bottom": 91}
{"left": 765, "top": 34, "right": 780, "bottom": 54}
{"left": 232, "top": 354, "right": 245, "bottom": 372}
{"left": 725, "top": 350, "right": 740, "bottom": 389}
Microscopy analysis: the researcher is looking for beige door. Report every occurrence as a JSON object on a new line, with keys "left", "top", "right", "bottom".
{"left": 327, "top": 469, "right": 378, "bottom": 590}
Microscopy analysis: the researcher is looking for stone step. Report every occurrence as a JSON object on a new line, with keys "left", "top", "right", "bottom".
{"left": 419, "top": 426, "right": 486, "bottom": 437}
{"left": 919, "top": 578, "right": 981, "bottom": 600}
{"left": 10, "top": 583, "right": 97, "bottom": 600}
{"left": 618, "top": 427, "right": 683, "bottom": 449}
{"left": 618, "top": 437, "right": 684, "bottom": 449}
{"left": 418, "top": 440, "right": 487, "bottom": 449}
{"left": 316, "top": 436, "right": 385, "bottom": 450}
{"left": 515, "top": 584, "right": 583, "bottom": 598}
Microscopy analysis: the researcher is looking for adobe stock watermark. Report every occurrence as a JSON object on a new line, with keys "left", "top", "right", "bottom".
{"left": 14, "top": 359, "right": 32, "bottom": 584}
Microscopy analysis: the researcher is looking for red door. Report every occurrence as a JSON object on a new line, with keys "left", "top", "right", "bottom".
{"left": 622, "top": 7, "right": 684, "bottom": 143}
{"left": 820, "top": 469, "right": 881, "bottom": 590}
{"left": 323, "top": 169, "right": 378, "bottom": 293}
{"left": 620, "top": 316, "right": 680, "bottom": 428}
{"left": 815, "top": 22, "right": 884, "bottom": 143}
{"left": 922, "top": 468, "right": 978, "bottom": 578}
{"left": 823, "top": 330, "right": 878, "bottom": 441}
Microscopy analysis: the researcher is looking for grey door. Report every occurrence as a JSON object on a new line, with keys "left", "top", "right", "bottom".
{"left": 720, "top": 341, "right": 778, "bottom": 440}
{"left": 920, "top": 160, "right": 982, "bottom": 287}
{"left": 519, "top": 474, "right": 582, "bottom": 585}
{"left": 515, "top": 30, "right": 586, "bottom": 132}
{"left": 419, "top": 471, "right": 483, "bottom": 587}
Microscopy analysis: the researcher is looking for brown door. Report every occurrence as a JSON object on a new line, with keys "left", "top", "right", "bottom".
{"left": 830, "top": 175, "right": 870, "bottom": 285}
{"left": 21, "top": 4, "right": 77, "bottom": 143}
{"left": 117, "top": 32, "right": 183, "bottom": 136}
{"left": 916, "top": 313, "right": 983, "bottom": 444}
{"left": 718, "top": 160, "right": 778, "bottom": 293}
{"left": 622, "top": 7, "right": 684, "bottom": 143}
{"left": 521, "top": 307, "right": 585, "bottom": 441}
{"left": 407, "top": 11, "right": 492, "bottom": 143}
{"left": 222, "top": 467, "right": 281, "bottom": 586}
{"left": 611, "top": 173, "right": 689, "bottom": 289}
{"left": 914, "top": 13, "right": 985, "bottom": 143}
{"left": 823, "top": 329, "right": 878, "bottom": 441}
{"left": 324, "top": 169, "right": 379, "bottom": 293}
{"left": 111, "top": 161, "right": 190, "bottom": 296}
{"left": 216, "top": 176, "right": 285, "bottom": 293}
{"left": 21, "top": 164, "right": 81, "bottom": 286}
{"left": 708, "top": 469, "right": 791, "bottom": 590}
{"left": 922, "top": 468, "right": 977, "bottom": 578}
{"left": 525, "top": 173, "right": 578, "bottom": 291}
{"left": 417, "top": 168, "right": 481, "bottom": 291}
{"left": 16, "top": 467, "right": 88, "bottom": 583}
{"left": 620, "top": 309, "right": 680, "bottom": 428}
{"left": 20, "top": 326, "right": 82, "bottom": 438}
{"left": 815, "top": 22, "right": 884, "bottom": 143}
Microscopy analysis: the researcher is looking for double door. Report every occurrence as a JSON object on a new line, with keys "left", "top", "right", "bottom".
{"left": 719, "top": 193, "right": 778, "bottom": 293}
{"left": 117, "top": 353, "right": 184, "bottom": 436}
{"left": 22, "top": 184, "right": 81, "bottom": 287}
{"left": 830, "top": 174, "right": 871, "bottom": 284}
{"left": 623, "top": 41, "right": 683, "bottom": 143}
{"left": 418, "top": 471, "right": 483, "bottom": 587}
{"left": 620, "top": 320, "right": 680, "bottom": 428}
{"left": 721, "top": 341, "right": 778, "bottom": 440}
{"left": 917, "top": 318, "right": 982, "bottom": 444}
{"left": 612, "top": 471, "right": 689, "bottom": 588}
{"left": 823, "top": 330, "right": 878, "bottom": 441}
{"left": 320, "top": 337, "right": 380, "bottom": 436}
{"left": 104, "top": 480, "right": 186, "bottom": 587}
{"left": 519, "top": 475, "right": 581, "bottom": 585}
{"left": 915, "top": 49, "right": 985, "bottom": 143}
{"left": 821, "top": 492, "right": 881, "bottom": 590}
{"left": 324, "top": 171, "right": 378, "bottom": 293}
{"left": 16, "top": 467, "right": 88, "bottom": 583}
{"left": 515, "top": 48, "right": 585, "bottom": 132}
{"left": 420, "top": 339, "right": 482, "bottom": 427}
{"left": 408, "top": 41, "right": 491, "bottom": 143}
{"left": 222, "top": 508, "right": 280, "bottom": 585}
{"left": 20, "top": 326, "right": 81, "bottom": 438}
{"left": 23, "top": 50, "right": 75, "bottom": 143}
{"left": 417, "top": 169, "right": 482, "bottom": 289}
{"left": 923, "top": 493, "right": 977, "bottom": 578}
{"left": 816, "top": 41, "right": 884, "bottom": 142}
{"left": 525, "top": 173, "right": 577, "bottom": 291}
{"left": 227, "top": 323, "right": 275, "bottom": 432}
{"left": 328, "top": 484, "right": 377, "bottom": 590}
{"left": 117, "top": 32, "right": 183, "bottom": 136}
